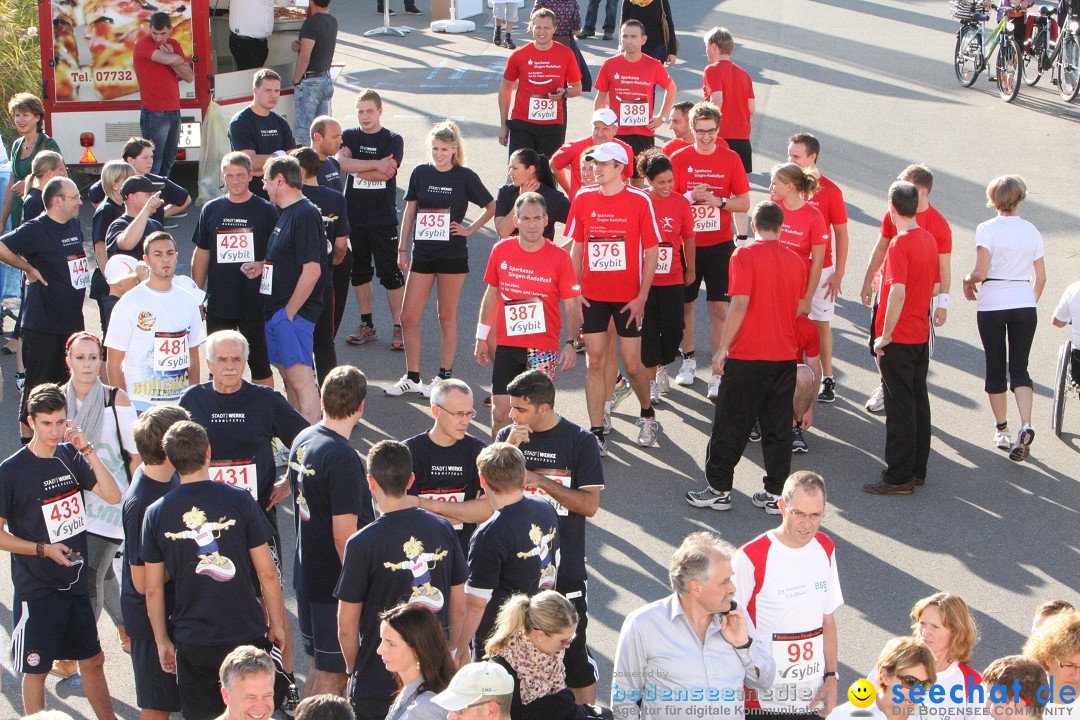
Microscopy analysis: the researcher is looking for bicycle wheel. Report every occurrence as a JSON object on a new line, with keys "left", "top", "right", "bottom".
{"left": 1052, "top": 341, "right": 1071, "bottom": 437}
{"left": 1023, "top": 27, "right": 1046, "bottom": 85}
{"left": 955, "top": 25, "right": 982, "bottom": 86}
{"left": 997, "top": 34, "right": 1021, "bottom": 101}
{"left": 1059, "top": 32, "right": 1080, "bottom": 101}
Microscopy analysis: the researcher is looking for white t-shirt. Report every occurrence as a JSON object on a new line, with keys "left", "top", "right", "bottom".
{"left": 733, "top": 530, "right": 844, "bottom": 711}
{"left": 105, "top": 283, "right": 206, "bottom": 406}
{"left": 1053, "top": 281, "right": 1080, "bottom": 349}
{"left": 77, "top": 394, "right": 138, "bottom": 540}
{"left": 974, "top": 215, "right": 1044, "bottom": 312}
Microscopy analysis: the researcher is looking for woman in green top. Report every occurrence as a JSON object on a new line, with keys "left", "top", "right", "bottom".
{"left": 0, "top": 93, "right": 62, "bottom": 230}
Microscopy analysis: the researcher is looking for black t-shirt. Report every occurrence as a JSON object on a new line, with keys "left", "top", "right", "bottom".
{"left": 191, "top": 193, "right": 279, "bottom": 320}
{"left": 299, "top": 12, "right": 337, "bottom": 73}
{"left": 120, "top": 466, "right": 179, "bottom": 640}
{"left": 496, "top": 419, "right": 603, "bottom": 583}
{"left": 141, "top": 480, "right": 274, "bottom": 645}
{"left": 301, "top": 184, "right": 351, "bottom": 243}
{"left": 467, "top": 496, "right": 560, "bottom": 652}
{"left": 335, "top": 507, "right": 466, "bottom": 702}
{"left": 228, "top": 107, "right": 297, "bottom": 196}
{"left": 88, "top": 175, "right": 185, "bottom": 225}
{"left": 288, "top": 424, "right": 375, "bottom": 602}
{"left": 179, "top": 381, "right": 309, "bottom": 508}
{"left": 405, "top": 163, "right": 493, "bottom": 262}
{"left": 93, "top": 199, "right": 124, "bottom": 247}
{"left": 341, "top": 127, "right": 403, "bottom": 228}
{"left": 318, "top": 156, "right": 344, "bottom": 193}
{"left": 106, "top": 214, "right": 164, "bottom": 259}
{"left": 0, "top": 444, "right": 98, "bottom": 599}
{"left": 263, "top": 197, "right": 326, "bottom": 322}
{"left": 21, "top": 188, "right": 44, "bottom": 223}
{"left": 0, "top": 214, "right": 87, "bottom": 336}
{"left": 494, "top": 183, "right": 572, "bottom": 242}
{"left": 404, "top": 432, "right": 485, "bottom": 552}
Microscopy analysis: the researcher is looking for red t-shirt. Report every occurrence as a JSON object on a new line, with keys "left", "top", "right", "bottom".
{"left": 702, "top": 60, "right": 755, "bottom": 140}
{"left": 794, "top": 315, "right": 820, "bottom": 361}
{"left": 880, "top": 204, "right": 952, "bottom": 254}
{"left": 550, "top": 136, "right": 634, "bottom": 199}
{"left": 594, "top": 54, "right": 673, "bottom": 137}
{"left": 483, "top": 238, "right": 580, "bottom": 350}
{"left": 504, "top": 42, "right": 583, "bottom": 125}
{"left": 875, "top": 227, "right": 940, "bottom": 345}
{"left": 728, "top": 240, "right": 807, "bottom": 361}
{"left": 670, "top": 144, "right": 749, "bottom": 247}
{"left": 804, "top": 174, "right": 846, "bottom": 268}
{"left": 134, "top": 35, "right": 184, "bottom": 112}
{"left": 648, "top": 192, "right": 695, "bottom": 287}
{"left": 567, "top": 185, "right": 661, "bottom": 302}
{"left": 778, "top": 201, "right": 829, "bottom": 269}
{"left": 661, "top": 138, "right": 691, "bottom": 158}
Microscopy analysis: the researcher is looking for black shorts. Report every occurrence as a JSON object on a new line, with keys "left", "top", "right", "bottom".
{"left": 409, "top": 256, "right": 469, "bottom": 275}
{"left": 641, "top": 284, "right": 686, "bottom": 368}
{"left": 506, "top": 118, "right": 567, "bottom": 160}
{"left": 19, "top": 328, "right": 70, "bottom": 425}
{"left": 11, "top": 590, "right": 102, "bottom": 674}
{"left": 724, "top": 138, "right": 753, "bottom": 174}
{"left": 298, "top": 592, "right": 347, "bottom": 673}
{"left": 176, "top": 636, "right": 272, "bottom": 720}
{"left": 582, "top": 299, "right": 642, "bottom": 338}
{"left": 351, "top": 224, "right": 405, "bottom": 289}
{"left": 868, "top": 303, "right": 880, "bottom": 359}
{"left": 206, "top": 314, "right": 272, "bottom": 382}
{"left": 556, "top": 578, "right": 598, "bottom": 689}
{"left": 491, "top": 345, "right": 559, "bottom": 395}
{"left": 131, "top": 636, "right": 182, "bottom": 712}
{"left": 684, "top": 242, "right": 734, "bottom": 303}
{"left": 616, "top": 134, "right": 656, "bottom": 178}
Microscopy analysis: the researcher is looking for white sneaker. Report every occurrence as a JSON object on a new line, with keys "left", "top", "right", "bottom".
{"left": 649, "top": 381, "right": 661, "bottom": 405}
{"left": 994, "top": 429, "right": 1012, "bottom": 450}
{"left": 385, "top": 375, "right": 426, "bottom": 397}
{"left": 675, "top": 357, "right": 696, "bottom": 386}
{"left": 420, "top": 378, "right": 442, "bottom": 399}
{"left": 656, "top": 367, "right": 671, "bottom": 394}
{"left": 865, "top": 384, "right": 886, "bottom": 412}
{"left": 602, "top": 412, "right": 612, "bottom": 435}
{"left": 635, "top": 417, "right": 660, "bottom": 447}
{"left": 707, "top": 374, "right": 722, "bottom": 400}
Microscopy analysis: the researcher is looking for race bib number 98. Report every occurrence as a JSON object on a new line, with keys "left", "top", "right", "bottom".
{"left": 42, "top": 488, "right": 86, "bottom": 543}
{"left": 771, "top": 628, "right": 824, "bottom": 684}
{"left": 692, "top": 204, "right": 722, "bottom": 233}
{"left": 587, "top": 237, "right": 627, "bottom": 272}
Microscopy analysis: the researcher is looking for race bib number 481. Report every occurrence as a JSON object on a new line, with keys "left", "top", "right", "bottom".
{"left": 154, "top": 332, "right": 190, "bottom": 373}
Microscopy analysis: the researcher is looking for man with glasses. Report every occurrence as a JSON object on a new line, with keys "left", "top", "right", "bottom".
{"left": 405, "top": 379, "right": 489, "bottom": 555}
{"left": 432, "top": 661, "right": 515, "bottom": 720}
{"left": 731, "top": 472, "right": 842, "bottom": 720}
{"left": 134, "top": 12, "right": 192, "bottom": 177}
{"left": 670, "top": 102, "right": 751, "bottom": 398}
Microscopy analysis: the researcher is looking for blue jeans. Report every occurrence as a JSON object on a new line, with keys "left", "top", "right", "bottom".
{"left": 294, "top": 75, "right": 334, "bottom": 146}
{"left": 140, "top": 109, "right": 181, "bottom": 178}
{"left": 583, "top": 0, "right": 617, "bottom": 33}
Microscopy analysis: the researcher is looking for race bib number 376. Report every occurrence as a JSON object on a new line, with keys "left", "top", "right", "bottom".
{"left": 587, "top": 237, "right": 627, "bottom": 272}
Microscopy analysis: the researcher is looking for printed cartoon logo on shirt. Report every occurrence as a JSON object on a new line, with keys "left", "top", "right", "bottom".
{"left": 383, "top": 536, "right": 450, "bottom": 612}
{"left": 516, "top": 523, "right": 558, "bottom": 589}
{"left": 137, "top": 311, "right": 156, "bottom": 331}
{"left": 288, "top": 443, "right": 316, "bottom": 522}
{"left": 163, "top": 506, "right": 238, "bottom": 582}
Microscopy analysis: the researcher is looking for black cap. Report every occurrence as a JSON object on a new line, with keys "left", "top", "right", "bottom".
{"left": 121, "top": 175, "right": 165, "bottom": 198}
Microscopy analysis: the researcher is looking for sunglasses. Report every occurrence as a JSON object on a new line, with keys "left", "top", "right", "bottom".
{"left": 896, "top": 674, "right": 932, "bottom": 690}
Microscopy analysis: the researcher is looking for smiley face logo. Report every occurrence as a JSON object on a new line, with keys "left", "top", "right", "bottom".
{"left": 848, "top": 678, "right": 876, "bottom": 708}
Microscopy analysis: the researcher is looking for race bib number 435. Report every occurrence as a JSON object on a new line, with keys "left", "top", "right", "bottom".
{"left": 42, "top": 488, "right": 86, "bottom": 543}
{"left": 415, "top": 210, "right": 451, "bottom": 242}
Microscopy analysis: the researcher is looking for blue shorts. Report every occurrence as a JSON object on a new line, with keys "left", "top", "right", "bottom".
{"left": 265, "top": 307, "right": 315, "bottom": 369}
{"left": 11, "top": 590, "right": 101, "bottom": 674}
{"left": 131, "top": 636, "right": 182, "bottom": 712}
{"left": 298, "top": 592, "right": 346, "bottom": 673}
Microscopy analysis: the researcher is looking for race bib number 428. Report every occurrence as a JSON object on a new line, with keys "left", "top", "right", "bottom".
{"left": 216, "top": 230, "right": 255, "bottom": 263}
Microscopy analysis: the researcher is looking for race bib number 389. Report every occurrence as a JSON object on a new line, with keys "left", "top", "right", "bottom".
{"left": 42, "top": 488, "right": 86, "bottom": 543}
{"left": 619, "top": 101, "right": 649, "bottom": 127}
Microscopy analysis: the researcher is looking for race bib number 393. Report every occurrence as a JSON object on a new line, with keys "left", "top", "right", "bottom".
{"left": 527, "top": 96, "right": 559, "bottom": 122}
{"left": 587, "top": 237, "right": 627, "bottom": 272}
{"left": 42, "top": 488, "right": 86, "bottom": 543}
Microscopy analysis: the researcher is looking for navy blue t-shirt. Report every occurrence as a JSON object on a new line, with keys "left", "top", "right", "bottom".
{"left": 496, "top": 418, "right": 603, "bottom": 583}
{"left": 404, "top": 432, "right": 485, "bottom": 553}
{"left": 141, "top": 480, "right": 274, "bottom": 645}
{"left": 191, "top": 194, "right": 279, "bottom": 321}
{"left": 180, "top": 381, "right": 309, "bottom": 508}
{"left": 466, "top": 496, "right": 560, "bottom": 654}
{"left": 120, "top": 466, "right": 179, "bottom": 640}
{"left": 335, "top": 507, "right": 466, "bottom": 702}
{"left": 21, "top": 188, "right": 44, "bottom": 223}
{"left": 93, "top": 199, "right": 124, "bottom": 247}
{"left": 0, "top": 444, "right": 98, "bottom": 599}
{"left": 263, "top": 197, "right": 326, "bottom": 323}
{"left": 288, "top": 424, "right": 374, "bottom": 602}
{"left": 301, "top": 184, "right": 351, "bottom": 264}
{"left": 341, "top": 126, "right": 403, "bottom": 229}
{"left": 317, "top": 156, "right": 344, "bottom": 193}
{"left": 229, "top": 107, "right": 296, "bottom": 197}
{"left": 405, "top": 163, "right": 493, "bottom": 262}
{"left": 0, "top": 214, "right": 87, "bottom": 336}
{"left": 106, "top": 213, "right": 164, "bottom": 259}
{"left": 88, "top": 174, "right": 186, "bottom": 224}
{"left": 494, "top": 183, "right": 572, "bottom": 242}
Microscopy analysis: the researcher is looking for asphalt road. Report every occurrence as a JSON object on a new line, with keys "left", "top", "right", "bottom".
{"left": 1, "top": 0, "right": 1078, "bottom": 717}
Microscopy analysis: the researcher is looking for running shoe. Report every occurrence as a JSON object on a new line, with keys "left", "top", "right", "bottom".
{"left": 571, "top": 336, "right": 586, "bottom": 353}
{"left": 602, "top": 412, "right": 612, "bottom": 435}
{"left": 421, "top": 378, "right": 443, "bottom": 399}
{"left": 346, "top": 324, "right": 377, "bottom": 345}
{"left": 595, "top": 432, "right": 608, "bottom": 457}
{"left": 685, "top": 487, "right": 732, "bottom": 510}
{"left": 994, "top": 429, "right": 1012, "bottom": 450}
{"left": 675, "top": 357, "right": 696, "bottom": 386}
{"left": 707, "top": 374, "right": 722, "bottom": 400}
{"left": 656, "top": 366, "right": 670, "bottom": 394}
{"left": 404, "top": 5, "right": 423, "bottom": 14}
{"left": 483, "top": 395, "right": 492, "bottom": 407}
{"left": 751, "top": 491, "right": 781, "bottom": 514}
{"left": 1009, "top": 423, "right": 1034, "bottom": 462}
{"left": 749, "top": 420, "right": 761, "bottom": 442}
{"left": 14, "top": 371, "right": 25, "bottom": 391}
{"left": 817, "top": 377, "right": 836, "bottom": 403}
{"left": 865, "top": 384, "right": 885, "bottom": 412}
{"left": 610, "top": 376, "right": 633, "bottom": 411}
{"left": 792, "top": 427, "right": 808, "bottom": 453}
{"left": 385, "top": 375, "right": 425, "bottom": 396}
{"left": 649, "top": 381, "right": 661, "bottom": 405}
{"left": 503, "top": 34, "right": 516, "bottom": 49}
{"left": 391, "top": 325, "right": 404, "bottom": 351}
{"left": 635, "top": 416, "right": 660, "bottom": 447}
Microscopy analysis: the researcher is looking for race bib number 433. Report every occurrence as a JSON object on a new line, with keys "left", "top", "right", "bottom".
{"left": 42, "top": 488, "right": 86, "bottom": 543}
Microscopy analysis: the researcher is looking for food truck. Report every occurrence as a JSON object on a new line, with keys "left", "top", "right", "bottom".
{"left": 39, "top": 0, "right": 308, "bottom": 166}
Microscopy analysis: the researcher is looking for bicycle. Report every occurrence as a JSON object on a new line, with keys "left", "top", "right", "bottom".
{"left": 952, "top": 0, "right": 1024, "bottom": 102}
{"left": 1021, "top": 4, "right": 1058, "bottom": 86}
{"left": 1051, "top": 339, "right": 1077, "bottom": 436}
{"left": 1051, "top": 7, "right": 1080, "bottom": 100}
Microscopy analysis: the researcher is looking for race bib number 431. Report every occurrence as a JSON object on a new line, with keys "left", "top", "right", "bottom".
{"left": 211, "top": 461, "right": 257, "bottom": 499}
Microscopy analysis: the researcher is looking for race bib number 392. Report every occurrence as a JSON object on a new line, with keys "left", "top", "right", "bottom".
{"left": 692, "top": 204, "right": 722, "bottom": 233}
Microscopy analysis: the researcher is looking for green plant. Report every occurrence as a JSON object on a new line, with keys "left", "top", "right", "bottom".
{"left": 0, "top": 0, "right": 41, "bottom": 153}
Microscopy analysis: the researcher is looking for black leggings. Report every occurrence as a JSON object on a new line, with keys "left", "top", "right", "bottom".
{"left": 976, "top": 307, "right": 1037, "bottom": 394}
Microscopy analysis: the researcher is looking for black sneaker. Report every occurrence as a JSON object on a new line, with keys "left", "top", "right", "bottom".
{"left": 377, "top": 6, "right": 397, "bottom": 14}
{"left": 280, "top": 682, "right": 300, "bottom": 718}
{"left": 503, "top": 34, "right": 516, "bottom": 49}
{"left": 749, "top": 420, "right": 761, "bottom": 442}
{"left": 577, "top": 29, "right": 595, "bottom": 39}
{"left": 493, "top": 27, "right": 502, "bottom": 44}
{"left": 602, "top": 30, "right": 614, "bottom": 40}
{"left": 792, "top": 426, "right": 808, "bottom": 453}
{"left": 817, "top": 377, "right": 836, "bottom": 403}
{"left": 482, "top": 395, "right": 492, "bottom": 407}
{"left": 404, "top": 5, "right": 422, "bottom": 14}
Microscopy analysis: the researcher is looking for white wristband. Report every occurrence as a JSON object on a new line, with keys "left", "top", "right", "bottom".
{"left": 476, "top": 323, "right": 490, "bottom": 341}
{"left": 273, "top": 150, "right": 287, "bottom": 157}
{"left": 937, "top": 293, "right": 950, "bottom": 309}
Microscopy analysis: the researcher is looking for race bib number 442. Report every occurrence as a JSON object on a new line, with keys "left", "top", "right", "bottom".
{"left": 67, "top": 255, "right": 90, "bottom": 290}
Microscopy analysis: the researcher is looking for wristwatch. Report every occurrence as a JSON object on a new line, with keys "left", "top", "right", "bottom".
{"left": 720, "top": 197, "right": 728, "bottom": 209}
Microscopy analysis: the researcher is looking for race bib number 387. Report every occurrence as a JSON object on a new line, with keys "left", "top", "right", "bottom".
{"left": 42, "top": 488, "right": 86, "bottom": 543}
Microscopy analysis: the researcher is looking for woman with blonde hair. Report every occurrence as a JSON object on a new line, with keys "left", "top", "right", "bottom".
{"left": 1023, "top": 608, "right": 1080, "bottom": 716}
{"left": 771, "top": 161, "right": 827, "bottom": 317}
{"left": 828, "top": 636, "right": 936, "bottom": 720}
{"left": 908, "top": 592, "right": 982, "bottom": 720}
{"left": 963, "top": 174, "right": 1045, "bottom": 461}
{"left": 390, "top": 120, "right": 495, "bottom": 397}
{"left": 485, "top": 591, "right": 579, "bottom": 720}
{"left": 20, "top": 151, "right": 67, "bottom": 222}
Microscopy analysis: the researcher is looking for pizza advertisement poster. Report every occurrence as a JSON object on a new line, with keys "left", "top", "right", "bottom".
{"left": 51, "top": 0, "right": 194, "bottom": 103}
